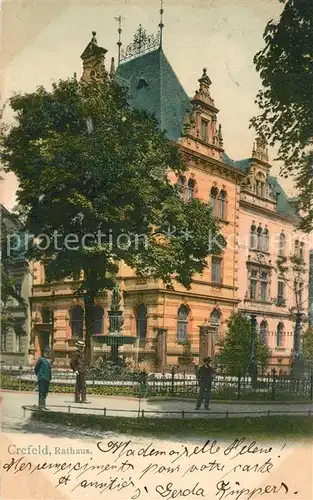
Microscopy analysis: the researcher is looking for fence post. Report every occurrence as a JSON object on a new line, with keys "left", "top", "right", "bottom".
{"left": 271, "top": 368, "right": 276, "bottom": 401}
{"left": 171, "top": 366, "right": 175, "bottom": 397}
{"left": 237, "top": 372, "right": 241, "bottom": 400}
{"left": 92, "top": 373, "right": 95, "bottom": 388}
{"left": 310, "top": 370, "right": 313, "bottom": 402}
{"left": 18, "top": 365, "right": 23, "bottom": 391}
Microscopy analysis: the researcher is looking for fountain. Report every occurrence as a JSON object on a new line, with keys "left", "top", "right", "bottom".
{"left": 92, "top": 283, "right": 138, "bottom": 364}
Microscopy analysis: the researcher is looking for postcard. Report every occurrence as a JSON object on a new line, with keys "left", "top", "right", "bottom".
{"left": 1, "top": 1, "right": 313, "bottom": 499}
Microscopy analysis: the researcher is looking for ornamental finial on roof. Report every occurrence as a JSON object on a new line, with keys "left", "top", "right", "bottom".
{"left": 91, "top": 31, "right": 97, "bottom": 45}
{"left": 198, "top": 67, "right": 212, "bottom": 87}
{"left": 120, "top": 23, "right": 161, "bottom": 62}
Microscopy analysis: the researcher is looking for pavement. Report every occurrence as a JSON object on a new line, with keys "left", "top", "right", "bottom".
{"left": 1, "top": 390, "right": 313, "bottom": 433}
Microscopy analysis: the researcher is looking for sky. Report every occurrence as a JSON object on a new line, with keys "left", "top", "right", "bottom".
{"left": 1, "top": 0, "right": 290, "bottom": 210}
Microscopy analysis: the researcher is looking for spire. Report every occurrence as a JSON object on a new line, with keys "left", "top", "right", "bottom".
{"left": 114, "top": 14, "right": 124, "bottom": 65}
{"left": 110, "top": 57, "right": 116, "bottom": 79}
{"left": 159, "top": 0, "right": 164, "bottom": 47}
{"left": 198, "top": 68, "right": 212, "bottom": 88}
{"left": 192, "top": 67, "right": 217, "bottom": 111}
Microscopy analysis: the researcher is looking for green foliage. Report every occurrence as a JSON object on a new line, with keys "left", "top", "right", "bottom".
{"left": 302, "top": 327, "right": 313, "bottom": 362}
{"left": 275, "top": 253, "right": 306, "bottom": 311}
{"left": 0, "top": 215, "right": 26, "bottom": 337}
{"left": 32, "top": 412, "right": 313, "bottom": 439}
{"left": 251, "top": 1, "right": 313, "bottom": 230}
{"left": 178, "top": 339, "right": 194, "bottom": 366}
{"left": 1, "top": 78, "right": 225, "bottom": 360}
{"left": 218, "top": 313, "right": 270, "bottom": 375}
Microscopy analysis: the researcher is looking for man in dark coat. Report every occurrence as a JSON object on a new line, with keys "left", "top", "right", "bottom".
{"left": 34, "top": 348, "right": 52, "bottom": 409}
{"left": 70, "top": 341, "right": 87, "bottom": 403}
{"left": 195, "top": 357, "right": 216, "bottom": 410}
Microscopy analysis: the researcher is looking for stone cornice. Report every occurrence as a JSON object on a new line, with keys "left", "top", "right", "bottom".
{"left": 240, "top": 198, "right": 300, "bottom": 225}
{"left": 179, "top": 144, "right": 246, "bottom": 182}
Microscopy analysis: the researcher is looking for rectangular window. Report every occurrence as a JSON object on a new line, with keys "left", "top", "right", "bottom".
{"left": 277, "top": 280, "right": 285, "bottom": 305}
{"left": 16, "top": 333, "right": 22, "bottom": 353}
{"left": 15, "top": 283, "right": 22, "bottom": 298}
{"left": 201, "top": 120, "right": 208, "bottom": 142}
{"left": 211, "top": 257, "right": 222, "bottom": 284}
{"left": 250, "top": 270, "right": 258, "bottom": 300}
{"left": 260, "top": 271, "right": 268, "bottom": 301}
{"left": 1, "top": 332, "right": 7, "bottom": 352}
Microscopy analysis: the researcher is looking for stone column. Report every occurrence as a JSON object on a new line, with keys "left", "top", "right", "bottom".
{"left": 157, "top": 328, "right": 167, "bottom": 370}
{"left": 199, "top": 325, "right": 216, "bottom": 362}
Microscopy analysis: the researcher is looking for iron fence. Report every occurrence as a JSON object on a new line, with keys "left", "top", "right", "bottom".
{"left": 1, "top": 364, "right": 313, "bottom": 401}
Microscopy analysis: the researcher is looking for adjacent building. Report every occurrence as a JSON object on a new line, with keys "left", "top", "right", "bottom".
{"left": 1, "top": 205, "right": 32, "bottom": 364}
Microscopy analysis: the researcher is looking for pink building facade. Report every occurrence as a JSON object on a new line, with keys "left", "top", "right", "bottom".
{"left": 236, "top": 139, "right": 310, "bottom": 372}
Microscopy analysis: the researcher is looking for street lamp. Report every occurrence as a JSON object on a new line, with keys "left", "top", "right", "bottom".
{"left": 243, "top": 296, "right": 258, "bottom": 384}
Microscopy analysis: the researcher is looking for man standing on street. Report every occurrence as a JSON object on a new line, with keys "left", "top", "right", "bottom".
{"left": 34, "top": 348, "right": 52, "bottom": 410}
{"left": 70, "top": 341, "right": 87, "bottom": 403}
{"left": 195, "top": 357, "right": 216, "bottom": 410}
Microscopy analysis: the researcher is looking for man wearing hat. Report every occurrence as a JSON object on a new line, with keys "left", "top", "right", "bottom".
{"left": 70, "top": 341, "right": 87, "bottom": 403}
{"left": 34, "top": 348, "right": 52, "bottom": 409}
{"left": 195, "top": 357, "right": 216, "bottom": 410}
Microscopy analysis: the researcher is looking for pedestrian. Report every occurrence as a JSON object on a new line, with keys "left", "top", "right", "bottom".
{"left": 34, "top": 348, "right": 52, "bottom": 410}
{"left": 195, "top": 357, "right": 216, "bottom": 410}
{"left": 70, "top": 340, "right": 87, "bottom": 403}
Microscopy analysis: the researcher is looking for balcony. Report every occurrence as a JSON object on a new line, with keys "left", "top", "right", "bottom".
{"left": 275, "top": 297, "right": 286, "bottom": 307}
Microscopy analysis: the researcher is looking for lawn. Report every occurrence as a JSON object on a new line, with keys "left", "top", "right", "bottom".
{"left": 31, "top": 411, "right": 313, "bottom": 439}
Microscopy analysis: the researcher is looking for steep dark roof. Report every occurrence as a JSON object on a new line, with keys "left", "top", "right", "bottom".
{"left": 116, "top": 48, "right": 191, "bottom": 141}
{"left": 268, "top": 175, "right": 294, "bottom": 216}
{"left": 223, "top": 156, "right": 295, "bottom": 217}
{"left": 223, "top": 153, "right": 251, "bottom": 172}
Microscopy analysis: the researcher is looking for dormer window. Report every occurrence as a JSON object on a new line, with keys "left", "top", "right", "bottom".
{"left": 201, "top": 119, "right": 208, "bottom": 142}
{"left": 136, "top": 77, "right": 148, "bottom": 90}
{"left": 255, "top": 172, "right": 266, "bottom": 198}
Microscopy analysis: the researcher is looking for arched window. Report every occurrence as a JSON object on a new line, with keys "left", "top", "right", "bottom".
{"left": 259, "top": 320, "right": 268, "bottom": 344}
{"left": 256, "top": 172, "right": 266, "bottom": 198}
{"left": 250, "top": 224, "right": 257, "bottom": 249}
{"left": 187, "top": 178, "right": 196, "bottom": 201}
{"left": 41, "top": 306, "right": 52, "bottom": 324}
{"left": 294, "top": 239, "right": 300, "bottom": 256}
{"left": 218, "top": 190, "right": 227, "bottom": 220}
{"left": 71, "top": 305, "right": 84, "bottom": 339}
{"left": 257, "top": 226, "right": 263, "bottom": 250}
{"left": 177, "top": 305, "right": 189, "bottom": 343}
{"left": 276, "top": 322, "right": 284, "bottom": 347}
{"left": 299, "top": 242, "right": 305, "bottom": 261}
{"left": 177, "top": 175, "right": 186, "bottom": 200}
{"left": 135, "top": 304, "right": 147, "bottom": 340}
{"left": 210, "top": 186, "right": 219, "bottom": 217}
{"left": 279, "top": 232, "right": 286, "bottom": 257}
{"left": 93, "top": 305, "right": 104, "bottom": 335}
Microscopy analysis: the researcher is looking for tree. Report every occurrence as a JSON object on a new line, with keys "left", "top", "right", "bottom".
{"left": 302, "top": 327, "right": 313, "bottom": 363}
{"left": 2, "top": 77, "right": 225, "bottom": 362}
{"left": 218, "top": 313, "right": 270, "bottom": 376}
{"left": 0, "top": 213, "right": 26, "bottom": 342}
{"left": 178, "top": 339, "right": 194, "bottom": 366}
{"left": 251, "top": 1, "right": 313, "bottom": 230}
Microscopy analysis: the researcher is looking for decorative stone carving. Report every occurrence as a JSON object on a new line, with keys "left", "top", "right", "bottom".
{"left": 252, "top": 137, "right": 269, "bottom": 163}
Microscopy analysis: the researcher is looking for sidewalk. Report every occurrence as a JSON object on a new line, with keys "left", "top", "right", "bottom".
{"left": 15, "top": 391, "right": 313, "bottom": 420}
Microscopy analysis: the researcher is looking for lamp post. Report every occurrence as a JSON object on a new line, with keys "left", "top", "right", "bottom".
{"left": 243, "top": 297, "right": 258, "bottom": 385}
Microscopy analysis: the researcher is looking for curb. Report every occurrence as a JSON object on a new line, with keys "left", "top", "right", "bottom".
{"left": 2, "top": 389, "right": 312, "bottom": 405}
